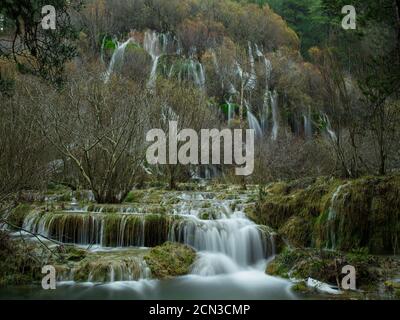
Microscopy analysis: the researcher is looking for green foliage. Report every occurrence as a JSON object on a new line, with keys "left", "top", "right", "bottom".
{"left": 320, "top": 0, "right": 400, "bottom": 104}
{"left": 267, "top": 0, "right": 329, "bottom": 56}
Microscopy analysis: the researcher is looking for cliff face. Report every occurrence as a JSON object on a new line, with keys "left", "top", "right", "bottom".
{"left": 254, "top": 175, "right": 400, "bottom": 254}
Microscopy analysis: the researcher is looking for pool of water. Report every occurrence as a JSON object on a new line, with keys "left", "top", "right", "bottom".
{"left": 0, "top": 270, "right": 299, "bottom": 300}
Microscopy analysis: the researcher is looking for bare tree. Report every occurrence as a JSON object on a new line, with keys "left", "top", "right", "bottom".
{"left": 149, "top": 79, "right": 219, "bottom": 189}
{"left": 27, "top": 72, "right": 150, "bottom": 203}
{"left": 0, "top": 77, "right": 48, "bottom": 205}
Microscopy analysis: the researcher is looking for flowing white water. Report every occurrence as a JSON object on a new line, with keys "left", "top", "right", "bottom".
{"left": 246, "top": 42, "right": 257, "bottom": 91}
{"left": 16, "top": 189, "right": 298, "bottom": 299}
{"left": 244, "top": 100, "right": 263, "bottom": 139}
{"left": 104, "top": 38, "right": 135, "bottom": 82}
{"left": 247, "top": 110, "right": 263, "bottom": 138}
{"left": 144, "top": 30, "right": 163, "bottom": 89}
{"left": 327, "top": 183, "right": 350, "bottom": 249}
{"left": 304, "top": 106, "right": 312, "bottom": 139}
{"left": 188, "top": 59, "right": 206, "bottom": 90}
{"left": 226, "top": 100, "right": 234, "bottom": 124}
{"left": 271, "top": 90, "right": 279, "bottom": 140}
{"left": 322, "top": 113, "right": 337, "bottom": 142}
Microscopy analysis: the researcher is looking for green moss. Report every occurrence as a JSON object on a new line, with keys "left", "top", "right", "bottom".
{"left": 124, "top": 189, "right": 164, "bottom": 204}
{"left": 384, "top": 281, "right": 400, "bottom": 299}
{"left": 384, "top": 281, "right": 400, "bottom": 290}
{"left": 124, "top": 191, "right": 137, "bottom": 203}
{"left": 292, "top": 281, "right": 308, "bottom": 292}
{"left": 279, "top": 216, "right": 312, "bottom": 248}
{"left": 256, "top": 175, "right": 400, "bottom": 254}
{"left": 144, "top": 242, "right": 196, "bottom": 279}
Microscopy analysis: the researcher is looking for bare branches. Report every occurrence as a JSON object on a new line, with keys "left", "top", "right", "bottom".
{"left": 24, "top": 73, "right": 150, "bottom": 203}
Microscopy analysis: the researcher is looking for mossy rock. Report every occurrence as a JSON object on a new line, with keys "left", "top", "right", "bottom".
{"left": 144, "top": 242, "right": 196, "bottom": 279}
{"left": 266, "top": 246, "right": 399, "bottom": 291}
{"left": 291, "top": 281, "right": 309, "bottom": 293}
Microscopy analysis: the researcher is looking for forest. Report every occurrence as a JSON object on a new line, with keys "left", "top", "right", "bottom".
{"left": 0, "top": 0, "right": 399, "bottom": 300}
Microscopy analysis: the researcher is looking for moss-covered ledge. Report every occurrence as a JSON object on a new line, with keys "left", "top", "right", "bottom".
{"left": 254, "top": 175, "right": 400, "bottom": 254}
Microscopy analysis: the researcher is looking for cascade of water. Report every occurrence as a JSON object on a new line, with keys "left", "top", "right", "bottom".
{"left": 22, "top": 191, "right": 273, "bottom": 283}
{"left": 189, "top": 59, "right": 206, "bottom": 90}
{"left": 246, "top": 42, "right": 257, "bottom": 91}
{"left": 304, "top": 106, "right": 312, "bottom": 139}
{"left": 261, "top": 91, "right": 270, "bottom": 133}
{"left": 245, "top": 100, "right": 263, "bottom": 138}
{"left": 191, "top": 252, "right": 240, "bottom": 276}
{"left": 270, "top": 90, "right": 279, "bottom": 140}
{"left": 226, "top": 100, "right": 234, "bottom": 124}
{"left": 327, "top": 183, "right": 349, "bottom": 249}
{"left": 144, "top": 30, "right": 164, "bottom": 89}
{"left": 322, "top": 113, "right": 337, "bottom": 142}
{"left": 255, "top": 44, "right": 272, "bottom": 85}
{"left": 255, "top": 45, "right": 273, "bottom": 135}
{"left": 169, "top": 214, "right": 268, "bottom": 268}
{"left": 104, "top": 38, "right": 135, "bottom": 82}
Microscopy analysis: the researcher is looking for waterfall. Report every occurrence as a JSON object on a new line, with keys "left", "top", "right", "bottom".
{"left": 22, "top": 191, "right": 273, "bottom": 262}
{"left": 261, "top": 91, "right": 270, "bottom": 133}
{"left": 255, "top": 44, "right": 273, "bottom": 134}
{"left": 144, "top": 30, "right": 164, "bottom": 89}
{"left": 22, "top": 208, "right": 271, "bottom": 258}
{"left": 327, "top": 183, "right": 349, "bottom": 249}
{"left": 255, "top": 44, "right": 272, "bottom": 86}
{"left": 226, "top": 100, "right": 234, "bottom": 124}
{"left": 104, "top": 38, "right": 135, "bottom": 82}
{"left": 189, "top": 59, "right": 206, "bottom": 90}
{"left": 190, "top": 252, "right": 240, "bottom": 276}
{"left": 271, "top": 90, "right": 279, "bottom": 140}
{"left": 246, "top": 42, "right": 257, "bottom": 91}
{"left": 169, "top": 214, "right": 268, "bottom": 267}
{"left": 15, "top": 189, "right": 294, "bottom": 299}
{"left": 304, "top": 106, "right": 312, "bottom": 139}
{"left": 322, "top": 113, "right": 337, "bottom": 142}
{"left": 246, "top": 101, "right": 263, "bottom": 139}
{"left": 148, "top": 56, "right": 160, "bottom": 88}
